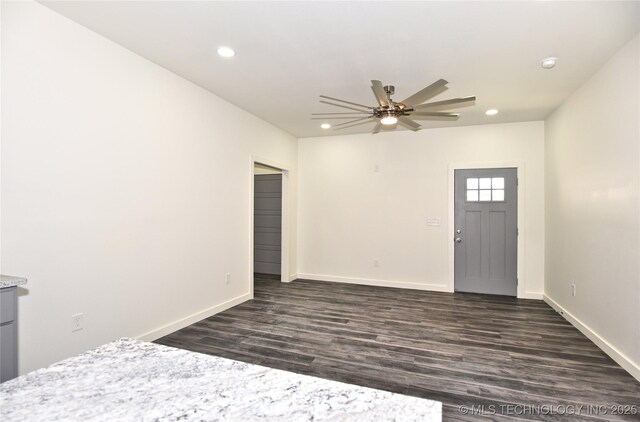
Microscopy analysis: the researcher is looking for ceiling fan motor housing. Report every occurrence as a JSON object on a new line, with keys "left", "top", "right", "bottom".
{"left": 375, "top": 109, "right": 400, "bottom": 119}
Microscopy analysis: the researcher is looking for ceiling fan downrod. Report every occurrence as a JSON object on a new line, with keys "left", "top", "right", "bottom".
{"left": 383, "top": 85, "right": 395, "bottom": 102}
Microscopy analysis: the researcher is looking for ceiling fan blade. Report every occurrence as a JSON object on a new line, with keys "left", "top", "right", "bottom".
{"left": 371, "top": 80, "right": 389, "bottom": 108}
{"left": 371, "top": 122, "right": 382, "bottom": 134}
{"left": 312, "top": 116, "right": 370, "bottom": 120}
{"left": 333, "top": 118, "right": 375, "bottom": 131}
{"left": 409, "top": 116, "right": 459, "bottom": 121}
{"left": 400, "top": 79, "right": 449, "bottom": 107}
{"left": 312, "top": 112, "right": 370, "bottom": 115}
{"left": 319, "top": 95, "right": 373, "bottom": 110}
{"left": 408, "top": 112, "right": 460, "bottom": 121}
{"left": 397, "top": 116, "right": 422, "bottom": 131}
{"left": 320, "top": 100, "right": 372, "bottom": 113}
{"left": 333, "top": 117, "right": 373, "bottom": 127}
{"left": 410, "top": 111, "right": 459, "bottom": 117}
{"left": 413, "top": 96, "right": 476, "bottom": 111}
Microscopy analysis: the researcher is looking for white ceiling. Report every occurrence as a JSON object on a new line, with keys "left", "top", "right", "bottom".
{"left": 41, "top": 1, "right": 639, "bottom": 138}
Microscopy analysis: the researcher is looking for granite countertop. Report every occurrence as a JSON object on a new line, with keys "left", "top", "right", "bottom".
{"left": 0, "top": 338, "right": 441, "bottom": 421}
{"left": 0, "top": 275, "right": 27, "bottom": 289}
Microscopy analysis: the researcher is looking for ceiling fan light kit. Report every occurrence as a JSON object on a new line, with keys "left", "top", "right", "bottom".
{"left": 380, "top": 109, "right": 398, "bottom": 125}
{"left": 312, "top": 79, "right": 476, "bottom": 134}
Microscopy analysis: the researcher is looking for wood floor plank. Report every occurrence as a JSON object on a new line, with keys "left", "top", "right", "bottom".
{"left": 156, "top": 275, "right": 640, "bottom": 421}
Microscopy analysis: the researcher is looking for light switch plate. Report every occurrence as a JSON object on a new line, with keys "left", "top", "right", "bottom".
{"left": 426, "top": 218, "right": 441, "bottom": 227}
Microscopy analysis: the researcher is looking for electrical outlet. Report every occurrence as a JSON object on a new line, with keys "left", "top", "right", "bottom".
{"left": 571, "top": 283, "right": 576, "bottom": 297}
{"left": 373, "top": 260, "right": 379, "bottom": 268}
{"left": 225, "top": 273, "right": 231, "bottom": 285}
{"left": 71, "top": 313, "right": 84, "bottom": 332}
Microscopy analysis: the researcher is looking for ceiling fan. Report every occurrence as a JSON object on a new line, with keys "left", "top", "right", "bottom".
{"left": 313, "top": 79, "right": 476, "bottom": 134}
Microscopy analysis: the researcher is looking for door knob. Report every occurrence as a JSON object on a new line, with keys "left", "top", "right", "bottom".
{"left": 455, "top": 237, "right": 462, "bottom": 243}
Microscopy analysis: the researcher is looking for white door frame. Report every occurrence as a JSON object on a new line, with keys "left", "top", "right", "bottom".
{"left": 250, "top": 155, "right": 290, "bottom": 298}
{"left": 447, "top": 161, "right": 527, "bottom": 298}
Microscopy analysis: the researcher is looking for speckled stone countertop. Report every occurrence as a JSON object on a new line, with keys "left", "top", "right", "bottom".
{"left": 0, "top": 338, "right": 441, "bottom": 421}
{"left": 0, "top": 275, "right": 27, "bottom": 289}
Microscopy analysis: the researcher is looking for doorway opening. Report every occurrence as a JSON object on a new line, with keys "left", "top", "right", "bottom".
{"left": 453, "top": 168, "right": 518, "bottom": 296}
{"left": 251, "top": 160, "right": 288, "bottom": 296}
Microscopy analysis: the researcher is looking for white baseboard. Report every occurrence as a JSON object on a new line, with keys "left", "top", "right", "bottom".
{"left": 297, "top": 273, "right": 544, "bottom": 300}
{"left": 544, "top": 294, "right": 640, "bottom": 382}
{"left": 136, "top": 292, "right": 251, "bottom": 342}
{"left": 297, "top": 273, "right": 450, "bottom": 292}
{"left": 288, "top": 273, "right": 298, "bottom": 282}
{"left": 519, "top": 291, "right": 544, "bottom": 300}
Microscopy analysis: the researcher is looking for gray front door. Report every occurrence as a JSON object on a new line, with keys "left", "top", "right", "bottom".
{"left": 454, "top": 168, "right": 517, "bottom": 296}
{"left": 254, "top": 174, "right": 282, "bottom": 275}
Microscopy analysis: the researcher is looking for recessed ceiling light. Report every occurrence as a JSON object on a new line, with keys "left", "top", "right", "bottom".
{"left": 540, "top": 57, "right": 557, "bottom": 69}
{"left": 320, "top": 123, "right": 331, "bottom": 129}
{"left": 485, "top": 109, "right": 499, "bottom": 116}
{"left": 217, "top": 46, "right": 235, "bottom": 58}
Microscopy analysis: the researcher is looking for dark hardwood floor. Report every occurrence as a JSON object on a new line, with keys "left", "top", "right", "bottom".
{"left": 156, "top": 274, "right": 640, "bottom": 421}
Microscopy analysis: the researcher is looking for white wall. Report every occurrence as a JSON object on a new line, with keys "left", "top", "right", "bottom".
{"left": 298, "top": 121, "right": 545, "bottom": 298}
{"left": 1, "top": 1, "right": 297, "bottom": 374}
{"left": 544, "top": 35, "right": 639, "bottom": 379}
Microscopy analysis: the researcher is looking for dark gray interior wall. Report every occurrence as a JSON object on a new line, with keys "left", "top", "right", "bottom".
{"left": 254, "top": 174, "right": 282, "bottom": 275}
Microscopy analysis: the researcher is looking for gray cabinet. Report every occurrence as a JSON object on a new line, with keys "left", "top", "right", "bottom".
{"left": 1, "top": 286, "right": 18, "bottom": 382}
